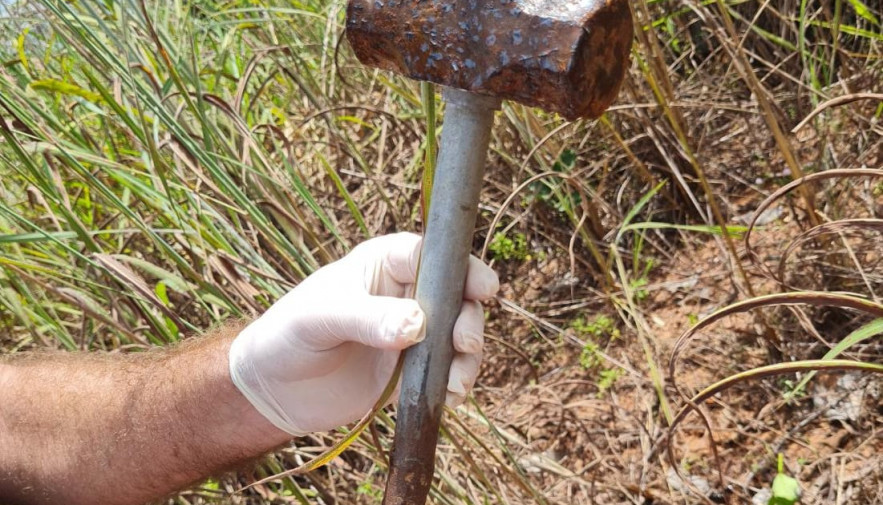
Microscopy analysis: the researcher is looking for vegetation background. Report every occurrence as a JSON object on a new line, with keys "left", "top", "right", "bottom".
{"left": 0, "top": 0, "right": 881, "bottom": 503}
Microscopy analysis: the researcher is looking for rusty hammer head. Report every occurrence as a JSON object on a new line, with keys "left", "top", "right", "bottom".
{"left": 346, "top": 0, "right": 633, "bottom": 120}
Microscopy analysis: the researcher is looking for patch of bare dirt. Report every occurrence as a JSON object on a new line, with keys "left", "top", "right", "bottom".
{"left": 470, "top": 185, "right": 882, "bottom": 504}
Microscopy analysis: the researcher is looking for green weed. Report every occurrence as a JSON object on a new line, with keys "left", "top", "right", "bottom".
{"left": 573, "top": 314, "right": 620, "bottom": 371}
{"left": 488, "top": 231, "right": 531, "bottom": 261}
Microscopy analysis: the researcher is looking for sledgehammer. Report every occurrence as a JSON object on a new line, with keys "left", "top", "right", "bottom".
{"left": 345, "top": 2, "right": 633, "bottom": 503}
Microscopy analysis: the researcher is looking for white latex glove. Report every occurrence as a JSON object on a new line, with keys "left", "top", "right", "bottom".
{"left": 229, "top": 232, "right": 499, "bottom": 436}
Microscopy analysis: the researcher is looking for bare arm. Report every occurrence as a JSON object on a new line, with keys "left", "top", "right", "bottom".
{"left": 0, "top": 233, "right": 499, "bottom": 505}
{"left": 0, "top": 324, "right": 291, "bottom": 505}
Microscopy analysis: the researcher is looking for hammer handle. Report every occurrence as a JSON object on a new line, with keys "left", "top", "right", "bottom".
{"left": 383, "top": 89, "right": 500, "bottom": 505}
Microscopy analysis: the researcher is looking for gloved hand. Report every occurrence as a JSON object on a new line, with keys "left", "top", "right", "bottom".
{"left": 229, "top": 232, "right": 499, "bottom": 436}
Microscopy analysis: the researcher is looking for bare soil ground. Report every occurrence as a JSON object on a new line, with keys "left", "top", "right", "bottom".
{"left": 432, "top": 98, "right": 883, "bottom": 504}
{"left": 461, "top": 228, "right": 880, "bottom": 504}
{"left": 466, "top": 197, "right": 883, "bottom": 505}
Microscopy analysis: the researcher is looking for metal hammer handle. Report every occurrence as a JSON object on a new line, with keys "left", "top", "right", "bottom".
{"left": 383, "top": 88, "right": 501, "bottom": 505}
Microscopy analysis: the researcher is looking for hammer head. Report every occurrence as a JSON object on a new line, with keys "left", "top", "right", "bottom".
{"left": 346, "top": 0, "right": 633, "bottom": 120}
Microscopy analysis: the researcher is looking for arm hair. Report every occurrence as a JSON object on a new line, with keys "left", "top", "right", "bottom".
{"left": 0, "top": 323, "right": 291, "bottom": 505}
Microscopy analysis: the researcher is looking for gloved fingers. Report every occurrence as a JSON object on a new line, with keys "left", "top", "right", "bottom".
{"left": 452, "top": 300, "right": 485, "bottom": 354}
{"left": 445, "top": 350, "right": 482, "bottom": 408}
{"left": 445, "top": 390, "right": 467, "bottom": 409}
{"left": 351, "top": 233, "right": 497, "bottom": 302}
{"left": 463, "top": 255, "right": 500, "bottom": 302}
{"left": 303, "top": 296, "right": 426, "bottom": 351}
{"left": 381, "top": 233, "right": 423, "bottom": 285}
{"left": 350, "top": 232, "right": 422, "bottom": 287}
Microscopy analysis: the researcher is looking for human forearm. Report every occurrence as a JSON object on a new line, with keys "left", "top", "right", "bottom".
{"left": 0, "top": 233, "right": 499, "bottom": 504}
{"left": 0, "top": 324, "right": 290, "bottom": 505}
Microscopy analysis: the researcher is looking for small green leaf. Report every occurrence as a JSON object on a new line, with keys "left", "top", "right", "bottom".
{"left": 769, "top": 454, "right": 800, "bottom": 505}
{"left": 155, "top": 281, "right": 170, "bottom": 306}
{"left": 769, "top": 473, "right": 800, "bottom": 504}
{"left": 16, "top": 27, "right": 30, "bottom": 72}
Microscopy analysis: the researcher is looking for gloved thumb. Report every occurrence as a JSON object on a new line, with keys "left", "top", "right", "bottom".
{"left": 304, "top": 296, "right": 425, "bottom": 351}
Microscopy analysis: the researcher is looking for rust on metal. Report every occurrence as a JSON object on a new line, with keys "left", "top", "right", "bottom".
{"left": 346, "top": 0, "right": 633, "bottom": 120}
{"left": 380, "top": 398, "right": 440, "bottom": 505}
